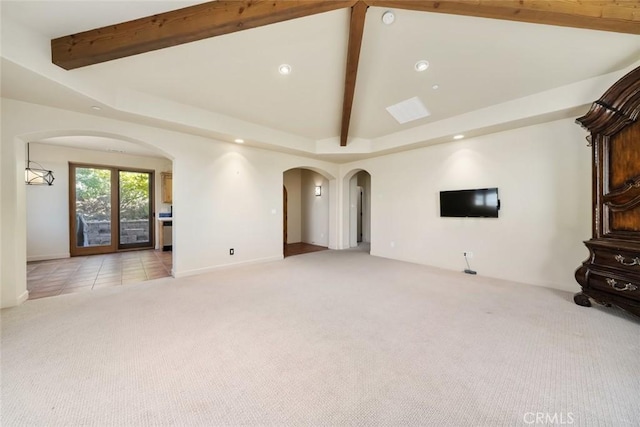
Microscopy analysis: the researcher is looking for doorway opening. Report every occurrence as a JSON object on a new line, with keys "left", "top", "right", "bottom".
{"left": 348, "top": 170, "right": 371, "bottom": 252}
{"left": 283, "top": 168, "right": 330, "bottom": 257}
{"left": 20, "top": 137, "right": 173, "bottom": 303}
{"left": 70, "top": 163, "right": 154, "bottom": 256}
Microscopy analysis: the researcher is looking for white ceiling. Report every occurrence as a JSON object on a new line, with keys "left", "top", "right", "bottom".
{"left": 36, "top": 135, "right": 168, "bottom": 158}
{"left": 1, "top": 1, "right": 639, "bottom": 158}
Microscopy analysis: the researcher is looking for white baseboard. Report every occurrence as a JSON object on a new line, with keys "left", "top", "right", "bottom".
{"left": 174, "top": 255, "right": 284, "bottom": 278}
{"left": 27, "top": 253, "right": 70, "bottom": 262}
{"left": 17, "top": 290, "right": 29, "bottom": 305}
{"left": 1, "top": 290, "right": 30, "bottom": 309}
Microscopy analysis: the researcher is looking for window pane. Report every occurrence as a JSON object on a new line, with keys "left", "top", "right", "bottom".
{"left": 119, "top": 171, "right": 151, "bottom": 246}
{"left": 75, "top": 167, "right": 111, "bottom": 247}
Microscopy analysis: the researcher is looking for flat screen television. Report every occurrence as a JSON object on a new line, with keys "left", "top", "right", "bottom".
{"left": 440, "top": 188, "right": 500, "bottom": 218}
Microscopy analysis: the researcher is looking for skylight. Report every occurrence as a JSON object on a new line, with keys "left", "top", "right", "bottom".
{"left": 386, "top": 97, "right": 431, "bottom": 124}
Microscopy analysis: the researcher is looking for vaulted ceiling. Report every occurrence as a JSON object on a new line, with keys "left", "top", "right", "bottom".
{"left": 2, "top": 1, "right": 639, "bottom": 160}
{"left": 47, "top": 0, "right": 640, "bottom": 147}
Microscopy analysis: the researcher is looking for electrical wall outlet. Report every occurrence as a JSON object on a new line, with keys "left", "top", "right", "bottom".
{"left": 229, "top": 248, "right": 234, "bottom": 255}
{"left": 464, "top": 251, "right": 474, "bottom": 259}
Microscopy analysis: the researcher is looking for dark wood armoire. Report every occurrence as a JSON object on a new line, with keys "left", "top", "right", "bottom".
{"left": 574, "top": 66, "right": 640, "bottom": 317}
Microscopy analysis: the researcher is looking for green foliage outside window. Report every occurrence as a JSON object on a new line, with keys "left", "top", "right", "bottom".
{"left": 76, "top": 168, "right": 149, "bottom": 221}
{"left": 119, "top": 171, "right": 150, "bottom": 220}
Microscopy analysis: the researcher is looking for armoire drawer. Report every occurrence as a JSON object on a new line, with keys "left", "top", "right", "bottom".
{"left": 590, "top": 247, "right": 640, "bottom": 273}
{"left": 589, "top": 271, "right": 640, "bottom": 302}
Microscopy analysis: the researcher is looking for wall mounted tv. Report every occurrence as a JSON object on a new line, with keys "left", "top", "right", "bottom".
{"left": 439, "top": 188, "right": 500, "bottom": 218}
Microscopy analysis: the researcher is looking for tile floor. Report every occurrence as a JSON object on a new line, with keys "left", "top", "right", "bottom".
{"left": 27, "top": 250, "right": 172, "bottom": 300}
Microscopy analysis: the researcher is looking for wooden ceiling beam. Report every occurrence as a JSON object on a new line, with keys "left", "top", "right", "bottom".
{"left": 366, "top": 0, "right": 640, "bottom": 35}
{"left": 50, "top": 1, "right": 639, "bottom": 148}
{"left": 51, "top": 0, "right": 357, "bottom": 70}
{"left": 340, "top": 1, "right": 368, "bottom": 147}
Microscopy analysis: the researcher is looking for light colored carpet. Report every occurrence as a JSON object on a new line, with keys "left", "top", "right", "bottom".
{"left": 2, "top": 248, "right": 639, "bottom": 426}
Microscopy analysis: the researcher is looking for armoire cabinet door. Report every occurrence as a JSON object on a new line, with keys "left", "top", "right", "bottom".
{"left": 604, "top": 121, "right": 640, "bottom": 236}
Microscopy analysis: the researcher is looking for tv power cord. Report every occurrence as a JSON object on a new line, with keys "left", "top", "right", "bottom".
{"left": 464, "top": 252, "right": 477, "bottom": 275}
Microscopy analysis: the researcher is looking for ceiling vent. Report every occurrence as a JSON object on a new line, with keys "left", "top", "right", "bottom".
{"left": 386, "top": 96, "right": 431, "bottom": 124}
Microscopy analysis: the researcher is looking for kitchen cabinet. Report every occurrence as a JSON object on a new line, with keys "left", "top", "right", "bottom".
{"left": 161, "top": 172, "right": 172, "bottom": 204}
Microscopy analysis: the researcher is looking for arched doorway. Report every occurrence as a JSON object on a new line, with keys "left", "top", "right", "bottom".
{"left": 22, "top": 134, "right": 174, "bottom": 299}
{"left": 283, "top": 167, "right": 332, "bottom": 257}
{"left": 344, "top": 169, "right": 372, "bottom": 252}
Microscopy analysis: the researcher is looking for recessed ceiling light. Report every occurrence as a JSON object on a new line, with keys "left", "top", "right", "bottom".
{"left": 415, "top": 60, "right": 429, "bottom": 72}
{"left": 453, "top": 134, "right": 465, "bottom": 140}
{"left": 278, "top": 64, "right": 291, "bottom": 75}
{"left": 432, "top": 84, "right": 440, "bottom": 90}
{"left": 91, "top": 106, "right": 102, "bottom": 110}
{"left": 382, "top": 11, "right": 395, "bottom": 25}
{"left": 234, "top": 138, "right": 244, "bottom": 144}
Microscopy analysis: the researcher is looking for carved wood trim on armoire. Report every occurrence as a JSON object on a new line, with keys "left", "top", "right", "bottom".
{"left": 574, "top": 66, "right": 640, "bottom": 318}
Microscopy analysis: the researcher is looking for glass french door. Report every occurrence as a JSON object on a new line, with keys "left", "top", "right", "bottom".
{"left": 70, "top": 164, "right": 154, "bottom": 256}
{"left": 118, "top": 171, "right": 152, "bottom": 249}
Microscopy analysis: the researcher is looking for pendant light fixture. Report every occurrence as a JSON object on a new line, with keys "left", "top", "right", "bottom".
{"left": 25, "top": 143, "right": 54, "bottom": 185}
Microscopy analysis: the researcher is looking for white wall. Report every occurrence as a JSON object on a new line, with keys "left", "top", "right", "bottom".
{"left": 0, "top": 100, "right": 5, "bottom": 308}
{"left": 1, "top": 105, "right": 29, "bottom": 308}
{"left": 1, "top": 97, "right": 592, "bottom": 307}
{"left": 345, "top": 118, "right": 591, "bottom": 292}
{"left": 283, "top": 169, "right": 302, "bottom": 244}
{"left": 26, "top": 143, "right": 172, "bottom": 261}
{"left": 301, "top": 169, "right": 329, "bottom": 246}
{"left": 1, "top": 98, "right": 339, "bottom": 308}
